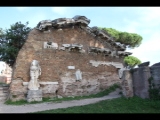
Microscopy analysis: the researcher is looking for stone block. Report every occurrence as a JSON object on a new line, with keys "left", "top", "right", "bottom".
{"left": 22, "top": 81, "right": 59, "bottom": 86}
{"left": 41, "top": 84, "right": 59, "bottom": 94}
{"left": 27, "top": 90, "right": 42, "bottom": 102}
{"left": 138, "top": 61, "right": 150, "bottom": 67}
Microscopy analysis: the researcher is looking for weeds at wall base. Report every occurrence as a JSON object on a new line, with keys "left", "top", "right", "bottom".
{"left": 148, "top": 76, "right": 160, "bottom": 100}
{"left": 4, "top": 83, "right": 120, "bottom": 105}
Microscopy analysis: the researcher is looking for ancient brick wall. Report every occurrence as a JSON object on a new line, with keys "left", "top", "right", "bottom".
{"left": 13, "top": 27, "right": 123, "bottom": 82}
{"left": 121, "top": 70, "right": 133, "bottom": 98}
{"left": 120, "top": 62, "right": 160, "bottom": 99}
{"left": 150, "top": 65, "right": 160, "bottom": 89}
{"left": 0, "top": 76, "right": 7, "bottom": 83}
{"left": 130, "top": 67, "right": 150, "bottom": 99}
{"left": 9, "top": 26, "right": 123, "bottom": 101}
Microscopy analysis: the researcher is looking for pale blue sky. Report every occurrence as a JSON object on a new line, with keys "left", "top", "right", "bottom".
{"left": 0, "top": 7, "right": 160, "bottom": 66}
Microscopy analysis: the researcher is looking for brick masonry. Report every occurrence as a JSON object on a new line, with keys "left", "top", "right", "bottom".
{"left": 120, "top": 62, "right": 160, "bottom": 99}
{"left": 9, "top": 26, "right": 123, "bottom": 101}
{"left": 132, "top": 67, "right": 150, "bottom": 99}
{"left": 121, "top": 70, "right": 133, "bottom": 98}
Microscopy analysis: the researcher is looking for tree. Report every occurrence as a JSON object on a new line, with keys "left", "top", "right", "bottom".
{"left": 0, "top": 28, "right": 4, "bottom": 43}
{"left": 0, "top": 22, "right": 32, "bottom": 67}
{"left": 124, "top": 56, "right": 141, "bottom": 68}
{"left": 100, "top": 28, "right": 143, "bottom": 48}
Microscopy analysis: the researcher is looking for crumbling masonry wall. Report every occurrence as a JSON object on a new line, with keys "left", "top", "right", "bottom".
{"left": 121, "top": 70, "right": 133, "bottom": 98}
{"left": 9, "top": 27, "right": 123, "bottom": 101}
{"left": 122, "top": 62, "right": 160, "bottom": 99}
{"left": 132, "top": 66, "right": 150, "bottom": 99}
{"left": 150, "top": 65, "right": 160, "bottom": 89}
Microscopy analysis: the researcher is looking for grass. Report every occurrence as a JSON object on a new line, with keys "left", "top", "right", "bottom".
{"left": 34, "top": 96, "right": 160, "bottom": 113}
{"left": 5, "top": 99, "right": 43, "bottom": 105}
{"left": 0, "top": 82, "right": 9, "bottom": 86}
{"left": 5, "top": 83, "right": 120, "bottom": 105}
{"left": 0, "top": 82, "right": 6, "bottom": 85}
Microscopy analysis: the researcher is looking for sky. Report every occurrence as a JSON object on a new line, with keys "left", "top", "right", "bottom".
{"left": 0, "top": 7, "right": 160, "bottom": 67}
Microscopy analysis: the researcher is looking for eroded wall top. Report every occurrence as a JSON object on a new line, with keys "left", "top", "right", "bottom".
{"left": 12, "top": 15, "right": 132, "bottom": 82}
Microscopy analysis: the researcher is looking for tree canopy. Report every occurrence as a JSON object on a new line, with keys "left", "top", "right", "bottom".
{"left": 0, "top": 28, "right": 4, "bottom": 43}
{"left": 100, "top": 27, "right": 143, "bottom": 48}
{"left": 124, "top": 56, "right": 141, "bottom": 68}
{"left": 0, "top": 22, "right": 32, "bottom": 67}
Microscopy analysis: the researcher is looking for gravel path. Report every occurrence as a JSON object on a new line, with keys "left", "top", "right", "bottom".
{"left": 0, "top": 88, "right": 121, "bottom": 113}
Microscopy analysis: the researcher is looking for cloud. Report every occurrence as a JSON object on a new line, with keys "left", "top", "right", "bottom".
{"left": 122, "top": 19, "right": 140, "bottom": 33}
{"left": 120, "top": 7, "right": 160, "bottom": 65}
{"left": 27, "top": 13, "right": 48, "bottom": 28}
{"left": 51, "top": 7, "right": 69, "bottom": 16}
{"left": 121, "top": 7, "right": 160, "bottom": 34}
{"left": 50, "top": 7, "right": 91, "bottom": 17}
{"left": 133, "top": 7, "right": 160, "bottom": 28}
{"left": 15, "top": 7, "right": 28, "bottom": 11}
{"left": 143, "top": 32, "right": 160, "bottom": 52}
{"left": 139, "top": 7, "right": 160, "bottom": 22}
{"left": 127, "top": 31, "right": 160, "bottom": 65}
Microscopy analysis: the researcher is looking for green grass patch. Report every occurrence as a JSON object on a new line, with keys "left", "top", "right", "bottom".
{"left": 5, "top": 83, "right": 120, "bottom": 105}
{"left": 5, "top": 99, "right": 28, "bottom": 105}
{"left": 0, "top": 82, "right": 7, "bottom": 85}
{"left": 34, "top": 96, "right": 160, "bottom": 113}
{"left": 0, "top": 82, "right": 9, "bottom": 87}
{"left": 5, "top": 98, "right": 47, "bottom": 105}
{"left": 0, "top": 82, "right": 4, "bottom": 85}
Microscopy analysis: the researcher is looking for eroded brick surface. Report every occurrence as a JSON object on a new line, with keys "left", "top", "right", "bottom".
{"left": 9, "top": 27, "right": 123, "bottom": 100}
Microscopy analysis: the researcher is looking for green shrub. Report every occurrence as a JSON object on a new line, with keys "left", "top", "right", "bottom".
{"left": 148, "top": 77, "right": 160, "bottom": 100}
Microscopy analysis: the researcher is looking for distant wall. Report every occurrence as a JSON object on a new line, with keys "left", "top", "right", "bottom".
{"left": 122, "top": 62, "right": 160, "bottom": 99}
{"left": 150, "top": 64, "right": 160, "bottom": 89}
{"left": 132, "top": 66, "right": 150, "bottom": 99}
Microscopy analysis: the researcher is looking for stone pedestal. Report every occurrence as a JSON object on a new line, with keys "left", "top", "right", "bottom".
{"left": 27, "top": 90, "right": 42, "bottom": 102}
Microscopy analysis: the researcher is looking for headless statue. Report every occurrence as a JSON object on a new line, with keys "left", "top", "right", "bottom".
{"left": 28, "top": 60, "right": 41, "bottom": 90}
{"left": 75, "top": 69, "right": 82, "bottom": 81}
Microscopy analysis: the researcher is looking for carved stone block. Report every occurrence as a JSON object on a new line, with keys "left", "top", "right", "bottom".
{"left": 59, "top": 47, "right": 65, "bottom": 50}
{"left": 68, "top": 66, "right": 75, "bottom": 69}
{"left": 44, "top": 42, "right": 58, "bottom": 49}
{"left": 27, "top": 90, "right": 42, "bottom": 102}
{"left": 138, "top": 61, "right": 150, "bottom": 67}
{"left": 89, "top": 60, "right": 123, "bottom": 68}
{"left": 75, "top": 69, "right": 82, "bottom": 81}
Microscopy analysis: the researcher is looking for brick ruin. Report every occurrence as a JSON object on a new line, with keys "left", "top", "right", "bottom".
{"left": 121, "top": 61, "right": 160, "bottom": 99}
{"left": 8, "top": 16, "right": 132, "bottom": 101}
